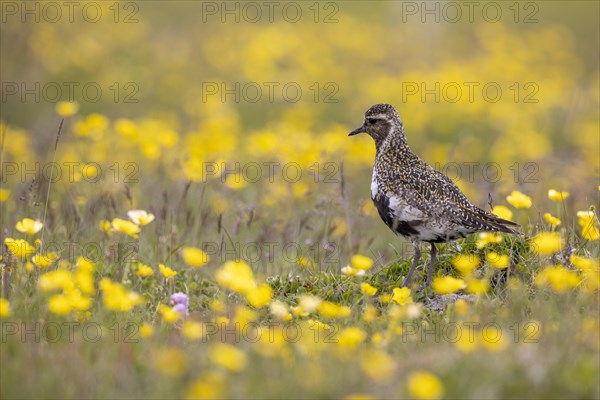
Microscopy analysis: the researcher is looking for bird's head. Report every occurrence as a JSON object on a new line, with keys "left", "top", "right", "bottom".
{"left": 348, "top": 104, "right": 405, "bottom": 146}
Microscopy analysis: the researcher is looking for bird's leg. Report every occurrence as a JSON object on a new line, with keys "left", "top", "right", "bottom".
{"left": 402, "top": 241, "right": 421, "bottom": 287}
{"left": 424, "top": 243, "right": 438, "bottom": 288}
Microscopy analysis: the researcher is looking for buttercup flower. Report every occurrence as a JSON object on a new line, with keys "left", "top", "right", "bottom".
{"left": 486, "top": 252, "right": 509, "bottom": 269}
{"left": 111, "top": 218, "right": 141, "bottom": 238}
{"left": 532, "top": 232, "right": 562, "bottom": 255}
{"left": 136, "top": 263, "right": 154, "bottom": 277}
{"left": 55, "top": 101, "right": 79, "bottom": 117}
{"left": 182, "top": 247, "right": 210, "bottom": 267}
{"left": 159, "top": 263, "right": 177, "bottom": 278}
{"left": 432, "top": 276, "right": 466, "bottom": 294}
{"left": 0, "top": 298, "right": 10, "bottom": 318}
{"left": 491, "top": 205, "right": 513, "bottom": 221}
{"left": 127, "top": 209, "right": 155, "bottom": 226}
{"left": 15, "top": 218, "right": 43, "bottom": 234}
{"left": 360, "top": 283, "right": 378, "bottom": 296}
{"left": 4, "top": 238, "right": 35, "bottom": 259}
{"left": 407, "top": 370, "right": 444, "bottom": 400}
{"left": 506, "top": 191, "right": 532, "bottom": 208}
{"left": 548, "top": 189, "right": 569, "bottom": 201}
{"left": 391, "top": 287, "right": 413, "bottom": 305}
{"left": 351, "top": 254, "right": 374, "bottom": 270}
{"left": 543, "top": 213, "right": 561, "bottom": 226}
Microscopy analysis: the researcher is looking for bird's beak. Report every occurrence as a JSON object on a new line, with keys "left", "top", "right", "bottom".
{"left": 348, "top": 125, "right": 365, "bottom": 136}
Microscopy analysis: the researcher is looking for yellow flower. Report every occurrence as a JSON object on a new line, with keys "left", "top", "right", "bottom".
{"left": 297, "top": 295, "right": 322, "bottom": 314}
{"left": 476, "top": 232, "right": 503, "bottom": 249}
{"left": 224, "top": 174, "right": 248, "bottom": 190}
{"left": 341, "top": 266, "right": 365, "bottom": 276}
{"left": 577, "top": 210, "right": 599, "bottom": 241}
{"left": 38, "top": 270, "right": 74, "bottom": 292}
{"left": 466, "top": 279, "right": 489, "bottom": 294}
{"left": 127, "top": 209, "right": 155, "bottom": 226}
{"left": 0, "top": 188, "right": 10, "bottom": 202}
{"left": 452, "top": 254, "right": 480, "bottom": 275}
{"left": 182, "top": 247, "right": 210, "bottom": 268}
{"left": 360, "top": 283, "right": 378, "bottom": 296}
{"left": 246, "top": 284, "right": 273, "bottom": 307}
{"left": 111, "top": 218, "right": 141, "bottom": 239}
{"left": 453, "top": 299, "right": 470, "bottom": 315}
{"left": 351, "top": 254, "right": 374, "bottom": 270}
{"left": 139, "top": 323, "right": 154, "bottom": 338}
{"left": 48, "top": 294, "right": 72, "bottom": 315}
{"left": 55, "top": 101, "right": 79, "bottom": 117}
{"left": 4, "top": 238, "right": 35, "bottom": 259}
{"left": 548, "top": 189, "right": 569, "bottom": 201}
{"left": 336, "top": 327, "right": 367, "bottom": 348}
{"left": 570, "top": 255, "right": 598, "bottom": 271}
{"left": 532, "top": 232, "right": 562, "bottom": 255}
{"left": 491, "top": 205, "right": 513, "bottom": 221}
{"left": 543, "top": 213, "right": 561, "bottom": 226}
{"left": 99, "top": 278, "right": 143, "bottom": 311}
{"left": 269, "top": 300, "right": 292, "bottom": 321}
{"left": 159, "top": 263, "right": 177, "bottom": 278}
{"left": 154, "top": 347, "right": 186, "bottom": 376}
{"left": 0, "top": 298, "right": 11, "bottom": 318}
{"left": 432, "top": 276, "right": 466, "bottom": 295}
{"left": 184, "top": 372, "right": 226, "bottom": 400}
{"left": 535, "top": 265, "right": 580, "bottom": 293}
{"left": 361, "top": 350, "right": 396, "bottom": 381}
{"left": 407, "top": 370, "right": 444, "bottom": 400}
{"left": 136, "top": 263, "right": 154, "bottom": 277}
{"left": 215, "top": 260, "right": 256, "bottom": 294}
{"left": 32, "top": 252, "right": 59, "bottom": 268}
{"left": 318, "top": 301, "right": 351, "bottom": 319}
{"left": 209, "top": 343, "right": 247, "bottom": 372}
{"left": 486, "top": 252, "right": 509, "bottom": 269}
{"left": 159, "top": 304, "right": 181, "bottom": 323}
{"left": 15, "top": 218, "right": 43, "bottom": 234}
{"left": 391, "top": 287, "right": 413, "bottom": 305}
{"left": 506, "top": 191, "right": 532, "bottom": 208}
{"left": 182, "top": 320, "right": 205, "bottom": 340}
{"left": 99, "top": 219, "right": 113, "bottom": 234}
{"left": 480, "top": 325, "right": 507, "bottom": 352}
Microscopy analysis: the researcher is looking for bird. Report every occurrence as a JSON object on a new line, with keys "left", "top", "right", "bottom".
{"left": 349, "top": 104, "right": 520, "bottom": 288}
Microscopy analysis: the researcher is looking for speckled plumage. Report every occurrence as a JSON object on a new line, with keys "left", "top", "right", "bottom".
{"left": 349, "top": 104, "right": 520, "bottom": 287}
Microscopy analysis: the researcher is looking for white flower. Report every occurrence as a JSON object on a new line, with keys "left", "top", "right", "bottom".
{"left": 127, "top": 209, "right": 155, "bottom": 226}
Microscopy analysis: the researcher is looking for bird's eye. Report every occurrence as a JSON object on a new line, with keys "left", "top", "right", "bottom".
{"left": 366, "top": 118, "right": 378, "bottom": 125}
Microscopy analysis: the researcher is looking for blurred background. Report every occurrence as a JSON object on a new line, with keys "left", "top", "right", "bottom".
{"left": 1, "top": 0, "right": 599, "bottom": 267}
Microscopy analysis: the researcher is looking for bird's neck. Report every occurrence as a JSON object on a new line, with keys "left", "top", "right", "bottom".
{"left": 375, "top": 125, "right": 409, "bottom": 156}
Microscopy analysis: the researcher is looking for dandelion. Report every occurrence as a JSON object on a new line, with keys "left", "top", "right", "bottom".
{"left": 535, "top": 265, "right": 580, "bottom": 293}
{"left": 246, "top": 284, "right": 273, "bottom": 308}
{"left": 15, "top": 218, "right": 43, "bottom": 234}
{"left": 486, "top": 252, "right": 509, "bottom": 269}
{"left": 506, "top": 191, "right": 532, "bottom": 208}
{"left": 570, "top": 255, "right": 598, "bottom": 270}
{"left": 159, "top": 304, "right": 182, "bottom": 323}
{"left": 577, "top": 210, "right": 599, "bottom": 241}
{"left": 336, "top": 327, "right": 367, "bottom": 348}
{"left": 55, "top": 101, "right": 79, "bottom": 117}
{"left": 154, "top": 347, "right": 186, "bottom": 376}
{"left": 351, "top": 254, "right": 374, "bottom": 270}
{"left": 543, "top": 212, "right": 561, "bottom": 227}
{"left": 466, "top": 279, "right": 489, "bottom": 294}
{"left": 209, "top": 343, "right": 247, "bottom": 372}
{"left": 139, "top": 323, "right": 154, "bottom": 338}
{"left": 476, "top": 232, "right": 503, "bottom": 249}
{"left": 215, "top": 260, "right": 256, "bottom": 294}
{"left": 99, "top": 278, "right": 143, "bottom": 312}
{"left": 407, "top": 370, "right": 444, "bottom": 400}
{"left": 532, "top": 232, "right": 562, "bottom": 255}
{"left": 136, "top": 263, "right": 154, "bottom": 277}
{"left": 182, "top": 320, "right": 205, "bottom": 340}
{"left": 111, "top": 218, "right": 141, "bottom": 239}
{"left": 0, "top": 298, "right": 11, "bottom": 318}
{"left": 127, "top": 209, "right": 155, "bottom": 226}
{"left": 452, "top": 254, "right": 480, "bottom": 275}
{"left": 432, "top": 276, "right": 466, "bottom": 295}
{"left": 182, "top": 247, "right": 210, "bottom": 268}
{"left": 361, "top": 350, "right": 396, "bottom": 381}
{"left": 154, "top": 264, "right": 177, "bottom": 280}
{"left": 360, "top": 283, "right": 378, "bottom": 296}
{"left": 548, "top": 189, "right": 569, "bottom": 201}
{"left": 491, "top": 205, "right": 513, "bottom": 221}
{"left": 391, "top": 287, "right": 413, "bottom": 305}
{"left": 318, "top": 301, "right": 351, "bottom": 319}
{"left": 32, "top": 252, "right": 59, "bottom": 268}
{"left": 4, "top": 238, "right": 35, "bottom": 258}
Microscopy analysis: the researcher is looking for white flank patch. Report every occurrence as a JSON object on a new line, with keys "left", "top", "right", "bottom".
{"left": 371, "top": 169, "right": 379, "bottom": 198}
{"left": 388, "top": 195, "right": 426, "bottom": 220}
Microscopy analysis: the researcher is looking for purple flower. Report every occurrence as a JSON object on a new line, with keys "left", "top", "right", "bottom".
{"left": 170, "top": 292, "right": 189, "bottom": 317}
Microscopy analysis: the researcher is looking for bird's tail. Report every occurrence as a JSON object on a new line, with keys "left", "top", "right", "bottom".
{"left": 478, "top": 211, "right": 521, "bottom": 235}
